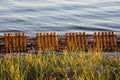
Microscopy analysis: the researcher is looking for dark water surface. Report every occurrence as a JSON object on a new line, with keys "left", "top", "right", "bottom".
{"left": 0, "top": 0, "right": 120, "bottom": 35}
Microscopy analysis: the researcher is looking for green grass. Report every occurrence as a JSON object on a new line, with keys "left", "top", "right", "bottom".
{"left": 0, "top": 51, "right": 120, "bottom": 80}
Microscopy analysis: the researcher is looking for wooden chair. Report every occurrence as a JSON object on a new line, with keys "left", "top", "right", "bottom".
{"left": 94, "top": 32, "right": 117, "bottom": 52}
{"left": 4, "top": 33, "right": 27, "bottom": 53}
{"left": 65, "top": 32, "right": 88, "bottom": 51}
{"left": 36, "top": 32, "right": 58, "bottom": 51}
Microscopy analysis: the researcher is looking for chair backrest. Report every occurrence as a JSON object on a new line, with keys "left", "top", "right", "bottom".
{"left": 4, "top": 33, "right": 27, "bottom": 53}
{"left": 2, "top": 32, "right": 117, "bottom": 53}
{"left": 94, "top": 32, "right": 117, "bottom": 51}
{"left": 65, "top": 32, "right": 88, "bottom": 51}
{"left": 36, "top": 32, "right": 58, "bottom": 51}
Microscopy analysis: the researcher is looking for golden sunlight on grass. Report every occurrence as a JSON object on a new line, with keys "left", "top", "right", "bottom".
{"left": 0, "top": 51, "right": 120, "bottom": 80}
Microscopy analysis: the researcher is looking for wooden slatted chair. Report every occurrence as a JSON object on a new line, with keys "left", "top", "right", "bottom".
{"left": 65, "top": 32, "right": 88, "bottom": 51}
{"left": 36, "top": 32, "right": 58, "bottom": 51}
{"left": 94, "top": 32, "right": 117, "bottom": 52}
{"left": 4, "top": 33, "right": 27, "bottom": 53}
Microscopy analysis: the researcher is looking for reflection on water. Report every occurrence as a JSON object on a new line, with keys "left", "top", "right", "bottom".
{"left": 0, "top": 0, "right": 120, "bottom": 35}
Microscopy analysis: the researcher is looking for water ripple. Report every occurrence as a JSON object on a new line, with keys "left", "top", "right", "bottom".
{"left": 0, "top": 0, "right": 120, "bottom": 34}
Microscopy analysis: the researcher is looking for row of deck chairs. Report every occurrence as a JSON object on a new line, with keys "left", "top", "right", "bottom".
{"left": 66, "top": 32, "right": 117, "bottom": 52}
{"left": 3, "top": 32, "right": 117, "bottom": 53}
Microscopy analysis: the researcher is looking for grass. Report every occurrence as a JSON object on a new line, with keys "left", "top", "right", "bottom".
{"left": 0, "top": 51, "right": 120, "bottom": 80}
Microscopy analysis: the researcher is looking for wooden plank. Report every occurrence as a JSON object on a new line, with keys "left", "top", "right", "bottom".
{"left": 105, "top": 32, "right": 109, "bottom": 50}
{"left": 36, "top": 33, "right": 40, "bottom": 50}
{"left": 40, "top": 33, "right": 44, "bottom": 50}
{"left": 73, "top": 33, "right": 77, "bottom": 50}
{"left": 66, "top": 33, "right": 70, "bottom": 51}
{"left": 19, "top": 33, "right": 23, "bottom": 51}
{"left": 15, "top": 33, "right": 20, "bottom": 52}
{"left": 109, "top": 32, "right": 113, "bottom": 48}
{"left": 81, "top": 32, "right": 85, "bottom": 50}
{"left": 98, "top": 32, "right": 102, "bottom": 51}
{"left": 94, "top": 32, "right": 101, "bottom": 51}
{"left": 11, "top": 33, "right": 15, "bottom": 52}
{"left": 44, "top": 33, "right": 48, "bottom": 50}
{"left": 4, "top": 33, "right": 8, "bottom": 53}
{"left": 54, "top": 32, "right": 58, "bottom": 50}
{"left": 79, "top": 32, "right": 82, "bottom": 50}
{"left": 51, "top": 32, "right": 55, "bottom": 50}
{"left": 83, "top": 32, "right": 88, "bottom": 51}
{"left": 23, "top": 33, "right": 27, "bottom": 51}
{"left": 1, "top": 32, "right": 120, "bottom": 53}
{"left": 70, "top": 33, "right": 74, "bottom": 51}
{"left": 112, "top": 32, "right": 117, "bottom": 50}
{"left": 76, "top": 33, "right": 80, "bottom": 50}
{"left": 8, "top": 33, "right": 12, "bottom": 53}
{"left": 47, "top": 33, "right": 51, "bottom": 50}
{"left": 102, "top": 32, "right": 106, "bottom": 50}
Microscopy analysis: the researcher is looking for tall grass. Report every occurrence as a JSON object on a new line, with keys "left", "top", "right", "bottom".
{"left": 0, "top": 51, "right": 120, "bottom": 80}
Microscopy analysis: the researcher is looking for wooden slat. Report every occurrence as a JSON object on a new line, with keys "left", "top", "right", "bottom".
{"left": 1, "top": 32, "right": 119, "bottom": 53}
{"left": 76, "top": 33, "right": 80, "bottom": 50}
{"left": 54, "top": 32, "right": 58, "bottom": 50}
{"left": 81, "top": 32, "right": 84, "bottom": 50}
{"left": 112, "top": 32, "right": 117, "bottom": 50}
{"left": 4, "top": 33, "right": 8, "bottom": 53}
{"left": 102, "top": 32, "right": 106, "bottom": 50}
{"left": 51, "top": 32, "right": 55, "bottom": 50}
{"left": 105, "top": 32, "right": 109, "bottom": 50}
{"left": 98, "top": 32, "right": 102, "bottom": 51}
{"left": 70, "top": 33, "right": 73, "bottom": 51}
{"left": 94, "top": 32, "right": 102, "bottom": 51}
{"left": 83, "top": 32, "right": 88, "bottom": 51}
{"left": 73, "top": 33, "right": 77, "bottom": 49}
{"left": 65, "top": 32, "right": 88, "bottom": 51}
{"left": 68, "top": 33, "right": 72, "bottom": 50}
{"left": 36, "top": 33, "right": 40, "bottom": 50}
{"left": 37, "top": 33, "right": 44, "bottom": 50}
{"left": 19, "top": 33, "right": 23, "bottom": 51}
{"left": 66, "top": 33, "right": 70, "bottom": 50}
{"left": 94, "top": 32, "right": 117, "bottom": 51}
{"left": 47, "top": 33, "right": 51, "bottom": 50}
{"left": 79, "top": 32, "right": 82, "bottom": 50}
{"left": 109, "top": 32, "right": 113, "bottom": 48}
{"left": 36, "top": 32, "right": 58, "bottom": 51}
{"left": 44, "top": 33, "right": 48, "bottom": 50}
{"left": 23, "top": 33, "right": 27, "bottom": 51}
{"left": 7, "top": 34, "right": 10, "bottom": 52}
{"left": 11, "top": 33, "right": 15, "bottom": 52}
{"left": 15, "top": 33, "right": 20, "bottom": 52}
{"left": 112, "top": 32, "right": 117, "bottom": 47}
{"left": 94, "top": 32, "right": 97, "bottom": 51}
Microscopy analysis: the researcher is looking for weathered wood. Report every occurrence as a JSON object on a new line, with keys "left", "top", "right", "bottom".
{"left": 15, "top": 33, "right": 19, "bottom": 52}
{"left": 1, "top": 32, "right": 120, "bottom": 53}
{"left": 4, "top": 33, "right": 8, "bottom": 53}
{"left": 36, "top": 32, "right": 58, "bottom": 51}
{"left": 65, "top": 32, "right": 88, "bottom": 51}
{"left": 36, "top": 33, "right": 40, "bottom": 50}
{"left": 94, "top": 32, "right": 102, "bottom": 51}
{"left": 47, "top": 33, "right": 51, "bottom": 50}
{"left": 23, "top": 33, "right": 27, "bottom": 51}
{"left": 54, "top": 32, "right": 58, "bottom": 50}
{"left": 111, "top": 32, "right": 117, "bottom": 50}
{"left": 83, "top": 32, "right": 88, "bottom": 50}
{"left": 94, "top": 32, "right": 117, "bottom": 52}
{"left": 3, "top": 33, "right": 27, "bottom": 53}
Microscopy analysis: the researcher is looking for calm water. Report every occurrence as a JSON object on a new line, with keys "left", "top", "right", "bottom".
{"left": 0, "top": 0, "right": 120, "bottom": 35}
